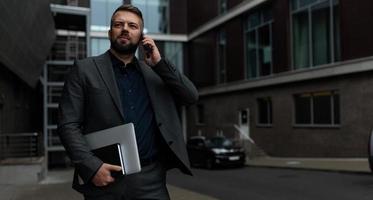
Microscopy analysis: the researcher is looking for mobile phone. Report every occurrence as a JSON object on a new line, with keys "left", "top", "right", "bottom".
{"left": 140, "top": 33, "right": 153, "bottom": 57}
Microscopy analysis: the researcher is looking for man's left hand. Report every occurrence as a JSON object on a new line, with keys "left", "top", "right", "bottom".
{"left": 141, "top": 35, "right": 161, "bottom": 67}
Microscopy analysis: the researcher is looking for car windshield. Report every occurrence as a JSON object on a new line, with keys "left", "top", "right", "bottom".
{"left": 206, "top": 137, "right": 233, "bottom": 148}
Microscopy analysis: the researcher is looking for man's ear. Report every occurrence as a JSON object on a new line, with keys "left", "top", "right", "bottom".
{"left": 108, "top": 29, "right": 111, "bottom": 39}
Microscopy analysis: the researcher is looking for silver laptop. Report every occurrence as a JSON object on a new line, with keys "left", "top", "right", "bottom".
{"left": 84, "top": 123, "right": 141, "bottom": 175}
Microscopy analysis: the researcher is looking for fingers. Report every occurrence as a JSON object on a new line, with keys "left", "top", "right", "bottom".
{"left": 106, "top": 164, "right": 122, "bottom": 172}
{"left": 92, "top": 163, "right": 119, "bottom": 187}
{"left": 141, "top": 35, "right": 161, "bottom": 66}
{"left": 141, "top": 36, "right": 156, "bottom": 49}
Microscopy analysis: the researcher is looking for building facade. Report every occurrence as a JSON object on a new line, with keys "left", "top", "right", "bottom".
{"left": 186, "top": 0, "right": 373, "bottom": 157}
{"left": 0, "top": 0, "right": 55, "bottom": 161}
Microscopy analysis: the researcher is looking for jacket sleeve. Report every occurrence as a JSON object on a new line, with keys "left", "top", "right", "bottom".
{"left": 57, "top": 61, "right": 103, "bottom": 183}
{"left": 152, "top": 59, "right": 199, "bottom": 105}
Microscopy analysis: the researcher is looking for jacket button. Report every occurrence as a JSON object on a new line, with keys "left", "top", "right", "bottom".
{"left": 168, "top": 141, "right": 173, "bottom": 146}
{"left": 158, "top": 122, "right": 162, "bottom": 127}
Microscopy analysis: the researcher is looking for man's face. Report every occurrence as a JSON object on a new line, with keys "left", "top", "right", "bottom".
{"left": 109, "top": 11, "right": 142, "bottom": 54}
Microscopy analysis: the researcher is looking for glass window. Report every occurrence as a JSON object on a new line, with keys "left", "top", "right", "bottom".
{"left": 312, "top": 1, "right": 331, "bottom": 66}
{"left": 294, "top": 94, "right": 312, "bottom": 124}
{"left": 294, "top": 91, "right": 340, "bottom": 126}
{"left": 333, "top": 92, "right": 340, "bottom": 124}
{"left": 245, "top": 6, "right": 273, "bottom": 79}
{"left": 218, "top": 0, "right": 227, "bottom": 14}
{"left": 291, "top": 0, "right": 340, "bottom": 69}
{"left": 217, "top": 30, "right": 227, "bottom": 83}
{"left": 91, "top": 38, "right": 110, "bottom": 56}
{"left": 293, "top": 10, "right": 309, "bottom": 69}
{"left": 137, "top": 41, "right": 183, "bottom": 72}
{"left": 313, "top": 92, "right": 332, "bottom": 124}
{"left": 257, "top": 97, "right": 272, "bottom": 125}
{"left": 164, "top": 42, "right": 183, "bottom": 72}
{"left": 196, "top": 104, "right": 205, "bottom": 124}
{"left": 132, "top": 0, "right": 169, "bottom": 34}
{"left": 247, "top": 31, "right": 258, "bottom": 78}
{"left": 90, "top": 0, "right": 123, "bottom": 31}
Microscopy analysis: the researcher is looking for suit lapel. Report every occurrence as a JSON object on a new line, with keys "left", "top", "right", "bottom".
{"left": 93, "top": 51, "right": 124, "bottom": 120}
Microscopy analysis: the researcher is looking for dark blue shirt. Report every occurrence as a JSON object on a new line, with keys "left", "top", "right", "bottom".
{"left": 110, "top": 52, "right": 159, "bottom": 161}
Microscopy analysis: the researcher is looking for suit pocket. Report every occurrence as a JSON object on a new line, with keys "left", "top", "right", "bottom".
{"left": 87, "top": 86, "right": 106, "bottom": 95}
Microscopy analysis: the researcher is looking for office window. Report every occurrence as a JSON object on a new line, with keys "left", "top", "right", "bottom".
{"left": 257, "top": 97, "right": 272, "bottom": 125}
{"left": 245, "top": 6, "right": 273, "bottom": 79}
{"left": 163, "top": 42, "right": 183, "bottom": 72}
{"left": 137, "top": 41, "right": 183, "bottom": 71}
{"left": 291, "top": 0, "right": 340, "bottom": 69}
{"left": 294, "top": 91, "right": 340, "bottom": 126}
{"left": 218, "top": 0, "right": 227, "bottom": 14}
{"left": 217, "top": 30, "right": 227, "bottom": 84}
{"left": 196, "top": 104, "right": 205, "bottom": 124}
{"left": 132, "top": 0, "right": 169, "bottom": 33}
{"left": 91, "top": 0, "right": 123, "bottom": 31}
{"left": 91, "top": 38, "right": 110, "bottom": 56}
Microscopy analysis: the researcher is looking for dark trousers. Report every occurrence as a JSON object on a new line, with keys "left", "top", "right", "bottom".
{"left": 84, "top": 161, "right": 170, "bottom": 200}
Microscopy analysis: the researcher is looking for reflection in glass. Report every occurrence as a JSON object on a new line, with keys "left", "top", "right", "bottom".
{"left": 291, "top": 0, "right": 340, "bottom": 69}
{"left": 217, "top": 30, "right": 227, "bottom": 83}
{"left": 247, "top": 31, "right": 258, "bottom": 78}
{"left": 132, "top": 0, "right": 169, "bottom": 33}
{"left": 246, "top": 7, "right": 273, "bottom": 79}
{"left": 91, "top": 38, "right": 110, "bottom": 56}
{"left": 293, "top": 10, "right": 309, "bottom": 69}
{"left": 91, "top": 0, "right": 123, "bottom": 31}
{"left": 312, "top": 1, "right": 331, "bottom": 66}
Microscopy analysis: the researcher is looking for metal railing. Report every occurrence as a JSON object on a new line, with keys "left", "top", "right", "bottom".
{"left": 0, "top": 132, "right": 41, "bottom": 160}
{"left": 48, "top": 36, "right": 87, "bottom": 61}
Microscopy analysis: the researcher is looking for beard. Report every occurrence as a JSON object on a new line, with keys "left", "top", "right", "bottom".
{"left": 110, "top": 36, "right": 139, "bottom": 55}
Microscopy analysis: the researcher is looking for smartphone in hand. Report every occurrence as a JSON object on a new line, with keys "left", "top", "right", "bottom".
{"left": 140, "top": 33, "right": 153, "bottom": 57}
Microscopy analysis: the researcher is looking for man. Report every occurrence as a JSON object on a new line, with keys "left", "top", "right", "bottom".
{"left": 58, "top": 4, "right": 198, "bottom": 200}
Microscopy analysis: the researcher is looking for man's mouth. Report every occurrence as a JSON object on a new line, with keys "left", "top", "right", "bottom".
{"left": 118, "top": 35, "right": 130, "bottom": 42}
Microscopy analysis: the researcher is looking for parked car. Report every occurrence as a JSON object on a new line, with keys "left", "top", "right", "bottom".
{"left": 187, "top": 136, "right": 246, "bottom": 169}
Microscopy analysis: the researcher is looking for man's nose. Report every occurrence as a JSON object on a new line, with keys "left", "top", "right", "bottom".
{"left": 121, "top": 23, "right": 129, "bottom": 31}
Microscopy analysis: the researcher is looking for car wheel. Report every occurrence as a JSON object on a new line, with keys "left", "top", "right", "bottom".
{"left": 206, "top": 158, "right": 214, "bottom": 169}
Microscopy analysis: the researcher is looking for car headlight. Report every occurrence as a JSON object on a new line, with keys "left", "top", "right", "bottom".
{"left": 211, "top": 148, "right": 228, "bottom": 154}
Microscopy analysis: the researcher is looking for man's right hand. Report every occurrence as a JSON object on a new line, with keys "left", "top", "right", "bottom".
{"left": 91, "top": 163, "right": 122, "bottom": 187}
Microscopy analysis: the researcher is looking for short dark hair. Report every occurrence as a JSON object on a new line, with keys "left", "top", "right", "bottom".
{"left": 110, "top": 4, "right": 144, "bottom": 30}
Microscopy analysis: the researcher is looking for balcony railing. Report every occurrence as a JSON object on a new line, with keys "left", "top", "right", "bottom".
{"left": 48, "top": 35, "right": 86, "bottom": 61}
{"left": 0, "top": 132, "right": 41, "bottom": 160}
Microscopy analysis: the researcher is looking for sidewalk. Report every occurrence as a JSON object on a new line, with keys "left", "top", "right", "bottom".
{"left": 0, "top": 168, "right": 219, "bottom": 200}
{"left": 1, "top": 158, "right": 371, "bottom": 200}
{"left": 247, "top": 157, "right": 371, "bottom": 174}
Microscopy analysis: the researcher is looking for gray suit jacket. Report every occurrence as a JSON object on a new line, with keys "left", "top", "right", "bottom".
{"left": 57, "top": 51, "right": 198, "bottom": 193}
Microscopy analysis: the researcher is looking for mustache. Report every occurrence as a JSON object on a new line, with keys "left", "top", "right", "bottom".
{"left": 117, "top": 32, "right": 130, "bottom": 39}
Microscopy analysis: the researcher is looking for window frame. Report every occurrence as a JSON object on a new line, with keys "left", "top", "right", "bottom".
{"left": 293, "top": 90, "right": 340, "bottom": 128}
{"left": 290, "top": 0, "right": 340, "bottom": 69}
{"left": 132, "top": 0, "right": 170, "bottom": 34}
{"left": 244, "top": 6, "right": 274, "bottom": 79}
{"left": 216, "top": 29, "right": 227, "bottom": 84}
{"left": 256, "top": 97, "right": 273, "bottom": 127}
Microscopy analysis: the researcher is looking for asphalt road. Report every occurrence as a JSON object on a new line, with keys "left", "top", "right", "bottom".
{"left": 167, "top": 166, "right": 373, "bottom": 200}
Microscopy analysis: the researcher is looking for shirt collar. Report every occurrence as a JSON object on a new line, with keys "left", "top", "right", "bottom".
{"left": 109, "top": 50, "right": 139, "bottom": 71}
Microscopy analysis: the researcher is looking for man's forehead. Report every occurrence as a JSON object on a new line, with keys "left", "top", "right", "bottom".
{"left": 112, "top": 11, "right": 141, "bottom": 24}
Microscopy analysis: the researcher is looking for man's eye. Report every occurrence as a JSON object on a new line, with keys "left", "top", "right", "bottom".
{"left": 129, "top": 24, "right": 138, "bottom": 29}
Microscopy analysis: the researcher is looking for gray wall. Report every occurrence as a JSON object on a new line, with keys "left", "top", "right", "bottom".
{"left": 187, "top": 71, "right": 373, "bottom": 157}
{"left": 0, "top": 65, "right": 42, "bottom": 134}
